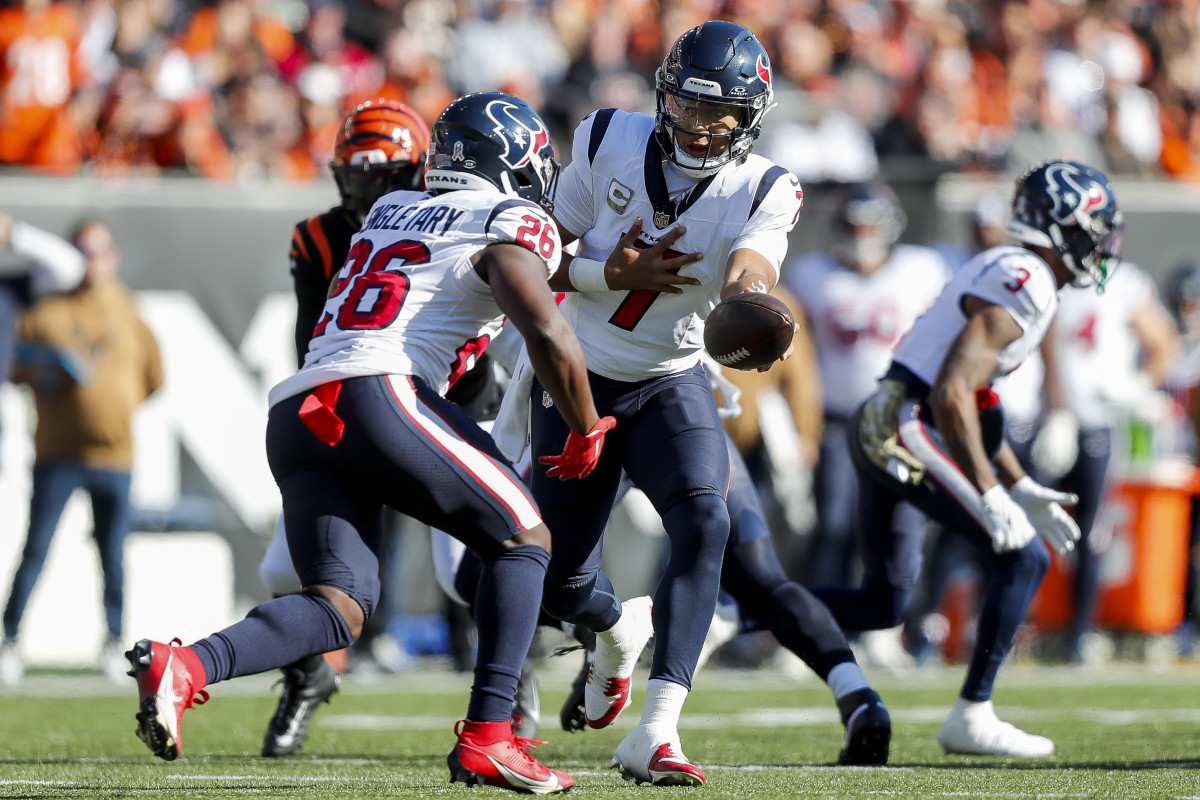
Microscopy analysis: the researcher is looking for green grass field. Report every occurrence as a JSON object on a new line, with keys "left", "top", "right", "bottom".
{"left": 1, "top": 657, "right": 1199, "bottom": 799}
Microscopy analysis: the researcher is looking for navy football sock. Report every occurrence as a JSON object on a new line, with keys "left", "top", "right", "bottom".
{"left": 191, "top": 593, "right": 355, "bottom": 685}
{"left": 467, "top": 544, "right": 550, "bottom": 722}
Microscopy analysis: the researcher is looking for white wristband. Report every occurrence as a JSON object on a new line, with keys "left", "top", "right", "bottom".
{"left": 568, "top": 257, "right": 609, "bottom": 292}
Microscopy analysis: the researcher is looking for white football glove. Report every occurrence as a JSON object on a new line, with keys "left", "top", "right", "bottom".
{"left": 980, "top": 485, "right": 1037, "bottom": 553}
{"left": 1009, "top": 476, "right": 1081, "bottom": 555}
{"left": 1030, "top": 408, "right": 1079, "bottom": 482}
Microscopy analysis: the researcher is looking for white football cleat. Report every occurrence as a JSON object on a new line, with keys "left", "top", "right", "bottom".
{"left": 612, "top": 724, "right": 705, "bottom": 786}
{"left": 937, "top": 698, "right": 1054, "bottom": 757}
{"left": 585, "top": 595, "right": 653, "bottom": 729}
{"left": 0, "top": 640, "right": 24, "bottom": 687}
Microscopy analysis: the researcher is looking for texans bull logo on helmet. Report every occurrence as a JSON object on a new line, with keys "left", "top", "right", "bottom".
{"left": 485, "top": 99, "right": 551, "bottom": 170}
{"left": 1042, "top": 162, "right": 1112, "bottom": 226}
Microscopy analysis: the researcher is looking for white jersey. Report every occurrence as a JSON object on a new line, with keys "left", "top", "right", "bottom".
{"left": 1052, "top": 263, "right": 1158, "bottom": 427}
{"left": 269, "top": 189, "right": 561, "bottom": 406}
{"left": 553, "top": 108, "right": 803, "bottom": 381}
{"left": 786, "top": 245, "right": 949, "bottom": 416}
{"left": 892, "top": 245, "right": 1058, "bottom": 386}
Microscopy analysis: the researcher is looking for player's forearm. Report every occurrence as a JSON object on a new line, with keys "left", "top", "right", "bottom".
{"left": 994, "top": 440, "right": 1028, "bottom": 488}
{"left": 522, "top": 319, "right": 599, "bottom": 435}
{"left": 929, "top": 380, "right": 1000, "bottom": 493}
{"left": 549, "top": 253, "right": 577, "bottom": 292}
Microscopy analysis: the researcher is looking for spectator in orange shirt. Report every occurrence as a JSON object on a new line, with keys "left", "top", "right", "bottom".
{"left": 0, "top": 0, "right": 92, "bottom": 173}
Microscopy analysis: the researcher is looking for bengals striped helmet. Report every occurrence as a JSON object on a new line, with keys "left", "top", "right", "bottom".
{"left": 331, "top": 99, "right": 431, "bottom": 223}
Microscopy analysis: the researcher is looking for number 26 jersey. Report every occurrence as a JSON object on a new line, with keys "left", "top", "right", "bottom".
{"left": 269, "top": 189, "right": 561, "bottom": 407}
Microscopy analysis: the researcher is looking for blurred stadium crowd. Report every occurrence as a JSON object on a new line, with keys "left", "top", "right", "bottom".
{"left": 2, "top": 0, "right": 1200, "bottom": 183}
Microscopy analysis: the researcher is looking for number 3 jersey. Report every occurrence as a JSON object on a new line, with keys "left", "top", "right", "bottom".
{"left": 553, "top": 108, "right": 803, "bottom": 381}
{"left": 891, "top": 244, "right": 1059, "bottom": 386}
{"left": 269, "top": 188, "right": 561, "bottom": 407}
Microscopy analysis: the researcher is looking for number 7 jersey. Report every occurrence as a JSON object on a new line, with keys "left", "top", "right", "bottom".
{"left": 269, "top": 189, "right": 561, "bottom": 407}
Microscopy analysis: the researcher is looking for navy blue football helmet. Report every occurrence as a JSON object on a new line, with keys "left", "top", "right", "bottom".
{"left": 831, "top": 182, "right": 907, "bottom": 269}
{"left": 1008, "top": 160, "right": 1123, "bottom": 290}
{"left": 425, "top": 92, "right": 558, "bottom": 208}
{"left": 654, "top": 20, "right": 775, "bottom": 178}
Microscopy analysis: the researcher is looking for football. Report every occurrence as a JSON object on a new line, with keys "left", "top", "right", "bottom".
{"left": 703, "top": 292, "right": 795, "bottom": 371}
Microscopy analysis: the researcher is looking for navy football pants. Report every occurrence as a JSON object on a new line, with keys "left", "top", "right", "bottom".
{"left": 813, "top": 397, "right": 1049, "bottom": 702}
{"left": 531, "top": 364, "right": 730, "bottom": 689}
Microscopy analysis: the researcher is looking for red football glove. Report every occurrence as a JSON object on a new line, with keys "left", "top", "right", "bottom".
{"left": 539, "top": 416, "right": 617, "bottom": 480}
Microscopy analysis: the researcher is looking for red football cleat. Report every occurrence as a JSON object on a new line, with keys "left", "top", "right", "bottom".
{"left": 126, "top": 638, "right": 209, "bottom": 761}
{"left": 447, "top": 718, "right": 573, "bottom": 795}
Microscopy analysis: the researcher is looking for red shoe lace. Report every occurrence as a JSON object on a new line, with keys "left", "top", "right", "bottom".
{"left": 510, "top": 717, "right": 546, "bottom": 756}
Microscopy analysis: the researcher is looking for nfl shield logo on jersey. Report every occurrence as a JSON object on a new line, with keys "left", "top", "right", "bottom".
{"left": 542, "top": 391, "right": 554, "bottom": 409}
{"left": 653, "top": 210, "right": 671, "bottom": 229}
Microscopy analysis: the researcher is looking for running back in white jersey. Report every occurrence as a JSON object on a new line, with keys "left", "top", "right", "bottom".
{"left": 552, "top": 109, "right": 803, "bottom": 381}
{"left": 786, "top": 244, "right": 949, "bottom": 416}
{"left": 269, "top": 188, "right": 561, "bottom": 406}
{"left": 1052, "top": 262, "right": 1158, "bottom": 427}
{"left": 892, "top": 245, "right": 1058, "bottom": 386}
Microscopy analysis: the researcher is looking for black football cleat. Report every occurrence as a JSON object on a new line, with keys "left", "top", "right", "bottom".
{"left": 558, "top": 628, "right": 595, "bottom": 733}
{"left": 512, "top": 658, "right": 541, "bottom": 739}
{"left": 262, "top": 657, "right": 340, "bottom": 757}
{"left": 836, "top": 687, "right": 892, "bottom": 765}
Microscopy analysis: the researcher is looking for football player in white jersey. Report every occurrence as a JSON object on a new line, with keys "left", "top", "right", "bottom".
{"left": 1028, "top": 262, "right": 1179, "bottom": 663}
{"left": 811, "top": 159, "right": 1124, "bottom": 757}
{"left": 498, "top": 20, "right": 875, "bottom": 785}
{"left": 786, "top": 183, "right": 950, "bottom": 590}
{"left": 125, "top": 92, "right": 616, "bottom": 795}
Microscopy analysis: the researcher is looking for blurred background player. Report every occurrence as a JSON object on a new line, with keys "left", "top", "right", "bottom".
{"left": 785, "top": 183, "right": 950, "bottom": 671}
{"left": 813, "top": 159, "right": 1123, "bottom": 757}
{"left": 786, "top": 183, "right": 949, "bottom": 592}
{"left": 255, "top": 98, "right": 430, "bottom": 757}
{"left": 1025, "top": 259, "right": 1179, "bottom": 664}
{"left": 717, "top": 283, "right": 822, "bottom": 555}
{"left": 0, "top": 219, "right": 161, "bottom": 686}
{"left": 1166, "top": 260, "right": 1200, "bottom": 656}
{"left": 504, "top": 20, "right": 808, "bottom": 785}
{"left": 127, "top": 91, "right": 612, "bottom": 796}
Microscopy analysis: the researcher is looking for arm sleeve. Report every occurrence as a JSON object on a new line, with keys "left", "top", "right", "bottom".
{"left": 289, "top": 226, "right": 330, "bottom": 368}
{"left": 487, "top": 201, "right": 562, "bottom": 278}
{"left": 10, "top": 222, "right": 86, "bottom": 298}
{"left": 966, "top": 251, "right": 1057, "bottom": 333}
{"left": 550, "top": 112, "right": 601, "bottom": 239}
{"left": 730, "top": 171, "right": 804, "bottom": 284}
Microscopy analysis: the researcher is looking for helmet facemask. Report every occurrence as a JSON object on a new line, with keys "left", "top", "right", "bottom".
{"left": 652, "top": 20, "right": 776, "bottom": 179}
{"left": 330, "top": 99, "right": 430, "bottom": 226}
{"left": 334, "top": 161, "right": 423, "bottom": 225}
{"left": 655, "top": 79, "right": 769, "bottom": 178}
{"left": 831, "top": 187, "right": 906, "bottom": 271}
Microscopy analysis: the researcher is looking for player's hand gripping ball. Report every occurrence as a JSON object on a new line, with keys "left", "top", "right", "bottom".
{"left": 703, "top": 292, "right": 795, "bottom": 371}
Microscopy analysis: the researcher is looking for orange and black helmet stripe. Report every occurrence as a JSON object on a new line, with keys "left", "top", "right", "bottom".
{"left": 332, "top": 99, "right": 432, "bottom": 168}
